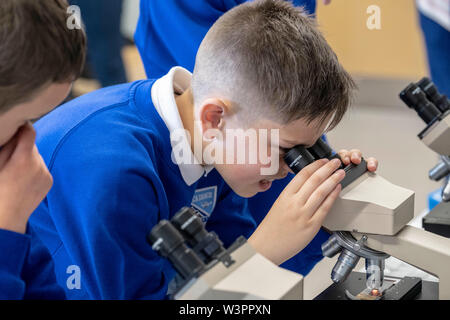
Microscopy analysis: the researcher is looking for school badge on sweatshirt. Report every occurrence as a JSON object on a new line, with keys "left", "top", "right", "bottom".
{"left": 191, "top": 186, "right": 217, "bottom": 221}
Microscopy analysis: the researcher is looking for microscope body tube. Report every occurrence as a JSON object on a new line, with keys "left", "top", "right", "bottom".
{"left": 148, "top": 220, "right": 206, "bottom": 280}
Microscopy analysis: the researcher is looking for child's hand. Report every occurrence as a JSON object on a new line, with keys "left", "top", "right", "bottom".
{"left": 248, "top": 158, "right": 344, "bottom": 265}
{"left": 337, "top": 149, "right": 378, "bottom": 172}
{"left": 0, "top": 123, "right": 53, "bottom": 234}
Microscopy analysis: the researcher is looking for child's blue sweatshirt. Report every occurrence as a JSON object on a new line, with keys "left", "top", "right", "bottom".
{"left": 30, "top": 79, "right": 327, "bottom": 300}
{"left": 135, "top": 0, "right": 317, "bottom": 79}
{"left": 0, "top": 226, "right": 65, "bottom": 300}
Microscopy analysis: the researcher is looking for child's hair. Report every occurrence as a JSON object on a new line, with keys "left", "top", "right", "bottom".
{"left": 192, "top": 0, "right": 356, "bottom": 129}
{"left": 0, "top": 0, "right": 86, "bottom": 113}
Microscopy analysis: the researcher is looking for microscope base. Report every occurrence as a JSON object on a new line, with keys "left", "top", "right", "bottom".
{"left": 423, "top": 201, "right": 450, "bottom": 238}
{"left": 314, "top": 272, "right": 438, "bottom": 300}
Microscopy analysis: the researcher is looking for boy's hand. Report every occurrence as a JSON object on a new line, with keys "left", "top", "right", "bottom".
{"left": 0, "top": 123, "right": 53, "bottom": 234}
{"left": 248, "top": 158, "right": 344, "bottom": 265}
{"left": 337, "top": 149, "right": 378, "bottom": 172}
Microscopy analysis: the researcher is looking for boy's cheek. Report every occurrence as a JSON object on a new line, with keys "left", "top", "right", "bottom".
{"left": 215, "top": 163, "right": 264, "bottom": 196}
{"left": 0, "top": 123, "right": 19, "bottom": 147}
{"left": 217, "top": 163, "right": 261, "bottom": 181}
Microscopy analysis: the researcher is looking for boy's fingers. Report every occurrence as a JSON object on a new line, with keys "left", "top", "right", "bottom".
{"left": 366, "top": 157, "right": 378, "bottom": 172}
{"left": 296, "top": 158, "right": 342, "bottom": 204}
{"left": 311, "top": 183, "right": 342, "bottom": 224}
{"left": 350, "top": 149, "right": 362, "bottom": 164}
{"left": 337, "top": 149, "right": 350, "bottom": 165}
{"left": 304, "top": 169, "right": 345, "bottom": 217}
{"left": 285, "top": 159, "right": 329, "bottom": 194}
{"left": 10, "top": 123, "right": 36, "bottom": 161}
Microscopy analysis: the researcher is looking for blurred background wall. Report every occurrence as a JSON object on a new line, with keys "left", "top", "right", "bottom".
{"left": 317, "top": 0, "right": 428, "bottom": 79}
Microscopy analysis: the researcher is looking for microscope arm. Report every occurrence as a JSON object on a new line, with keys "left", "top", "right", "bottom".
{"left": 353, "top": 226, "right": 450, "bottom": 299}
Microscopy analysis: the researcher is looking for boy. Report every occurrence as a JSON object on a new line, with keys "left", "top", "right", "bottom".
{"left": 0, "top": 0, "right": 86, "bottom": 299}
{"left": 134, "top": 0, "right": 334, "bottom": 276}
{"left": 31, "top": 0, "right": 377, "bottom": 299}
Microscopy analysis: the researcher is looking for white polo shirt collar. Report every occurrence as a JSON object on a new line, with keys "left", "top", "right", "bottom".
{"left": 151, "top": 67, "right": 213, "bottom": 186}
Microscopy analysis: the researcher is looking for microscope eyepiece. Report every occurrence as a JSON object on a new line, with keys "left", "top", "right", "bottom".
{"left": 399, "top": 83, "right": 442, "bottom": 125}
{"left": 148, "top": 220, "right": 206, "bottom": 280}
{"left": 307, "top": 138, "right": 334, "bottom": 160}
{"left": 171, "top": 207, "right": 227, "bottom": 264}
{"left": 417, "top": 77, "right": 450, "bottom": 113}
{"left": 283, "top": 146, "right": 316, "bottom": 174}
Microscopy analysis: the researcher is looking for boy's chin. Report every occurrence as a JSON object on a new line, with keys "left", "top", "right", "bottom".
{"left": 232, "top": 181, "right": 272, "bottom": 198}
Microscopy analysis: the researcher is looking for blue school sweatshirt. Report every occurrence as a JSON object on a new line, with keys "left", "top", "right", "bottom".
{"left": 30, "top": 80, "right": 327, "bottom": 300}
{"left": 0, "top": 226, "right": 65, "bottom": 299}
{"left": 135, "top": 0, "right": 317, "bottom": 79}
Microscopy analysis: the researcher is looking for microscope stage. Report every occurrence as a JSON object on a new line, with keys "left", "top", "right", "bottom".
{"left": 314, "top": 272, "right": 438, "bottom": 300}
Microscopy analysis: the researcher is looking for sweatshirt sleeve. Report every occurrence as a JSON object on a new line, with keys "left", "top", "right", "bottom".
{"left": 0, "top": 228, "right": 30, "bottom": 299}
{"left": 20, "top": 226, "right": 66, "bottom": 300}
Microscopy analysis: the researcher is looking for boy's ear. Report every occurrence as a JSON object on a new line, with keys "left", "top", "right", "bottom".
{"left": 199, "top": 98, "right": 227, "bottom": 139}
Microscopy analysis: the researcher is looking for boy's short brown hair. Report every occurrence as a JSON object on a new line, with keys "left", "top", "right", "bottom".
{"left": 192, "top": 0, "right": 355, "bottom": 129}
{"left": 0, "top": 0, "right": 86, "bottom": 113}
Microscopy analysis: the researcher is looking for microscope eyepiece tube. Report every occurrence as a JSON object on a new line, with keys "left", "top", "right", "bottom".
{"left": 331, "top": 249, "right": 360, "bottom": 283}
{"left": 321, "top": 233, "right": 342, "bottom": 258}
{"left": 171, "top": 207, "right": 227, "bottom": 263}
{"left": 284, "top": 146, "right": 316, "bottom": 174}
{"left": 400, "top": 83, "right": 442, "bottom": 125}
{"left": 307, "top": 138, "right": 334, "bottom": 160}
{"left": 417, "top": 77, "right": 450, "bottom": 113}
{"left": 171, "top": 207, "right": 209, "bottom": 246}
{"left": 365, "top": 258, "right": 385, "bottom": 290}
{"left": 148, "top": 220, "right": 206, "bottom": 280}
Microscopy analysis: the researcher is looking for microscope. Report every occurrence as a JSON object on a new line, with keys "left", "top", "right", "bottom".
{"left": 148, "top": 101, "right": 450, "bottom": 299}
{"left": 399, "top": 77, "right": 450, "bottom": 237}
{"left": 284, "top": 79, "right": 450, "bottom": 300}
{"left": 148, "top": 207, "right": 303, "bottom": 300}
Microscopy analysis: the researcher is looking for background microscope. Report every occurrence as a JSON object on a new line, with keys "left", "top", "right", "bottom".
{"left": 400, "top": 77, "right": 450, "bottom": 237}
